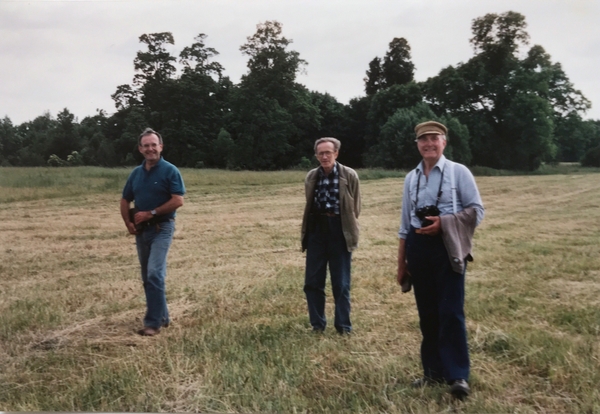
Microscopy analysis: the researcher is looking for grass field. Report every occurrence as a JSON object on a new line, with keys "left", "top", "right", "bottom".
{"left": 0, "top": 166, "right": 599, "bottom": 413}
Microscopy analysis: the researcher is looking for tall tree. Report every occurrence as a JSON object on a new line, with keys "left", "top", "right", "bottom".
{"left": 343, "top": 96, "right": 371, "bottom": 168}
{"left": 228, "top": 21, "right": 319, "bottom": 169}
{"left": 15, "top": 112, "right": 55, "bottom": 166}
{"left": 133, "top": 32, "right": 177, "bottom": 86}
{"left": 110, "top": 32, "right": 229, "bottom": 167}
{"left": 382, "top": 37, "right": 415, "bottom": 86}
{"left": 0, "top": 117, "right": 20, "bottom": 166}
{"left": 48, "top": 108, "right": 80, "bottom": 160}
{"left": 239, "top": 21, "right": 306, "bottom": 96}
{"left": 179, "top": 33, "right": 224, "bottom": 77}
{"left": 364, "top": 37, "right": 415, "bottom": 95}
{"left": 423, "top": 11, "right": 589, "bottom": 170}
{"left": 364, "top": 57, "right": 384, "bottom": 96}
{"left": 162, "top": 33, "right": 230, "bottom": 167}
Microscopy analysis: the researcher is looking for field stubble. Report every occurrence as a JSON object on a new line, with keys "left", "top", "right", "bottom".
{"left": 0, "top": 168, "right": 599, "bottom": 412}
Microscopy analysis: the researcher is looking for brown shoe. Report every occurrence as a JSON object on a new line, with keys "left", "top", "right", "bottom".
{"left": 137, "top": 327, "right": 160, "bottom": 336}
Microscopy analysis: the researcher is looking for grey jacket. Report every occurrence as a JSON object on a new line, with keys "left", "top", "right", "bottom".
{"left": 440, "top": 207, "right": 478, "bottom": 274}
{"left": 301, "top": 162, "right": 361, "bottom": 252}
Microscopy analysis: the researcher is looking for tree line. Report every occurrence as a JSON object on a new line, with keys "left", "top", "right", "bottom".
{"left": 1, "top": 11, "right": 599, "bottom": 171}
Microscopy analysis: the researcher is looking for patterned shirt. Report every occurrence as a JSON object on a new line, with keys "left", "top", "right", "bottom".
{"left": 314, "top": 163, "right": 340, "bottom": 214}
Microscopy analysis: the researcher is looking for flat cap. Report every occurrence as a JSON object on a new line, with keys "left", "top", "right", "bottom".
{"left": 415, "top": 121, "right": 447, "bottom": 139}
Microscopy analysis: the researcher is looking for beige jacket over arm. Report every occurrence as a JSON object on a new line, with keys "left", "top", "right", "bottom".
{"left": 440, "top": 207, "right": 478, "bottom": 274}
{"left": 301, "top": 162, "right": 361, "bottom": 252}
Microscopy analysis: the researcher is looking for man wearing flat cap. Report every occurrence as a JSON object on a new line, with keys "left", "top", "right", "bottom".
{"left": 397, "top": 121, "right": 484, "bottom": 399}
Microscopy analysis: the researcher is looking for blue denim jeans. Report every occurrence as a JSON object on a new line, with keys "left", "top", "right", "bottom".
{"left": 135, "top": 220, "right": 175, "bottom": 329}
{"left": 304, "top": 215, "right": 352, "bottom": 333}
{"left": 406, "top": 226, "right": 469, "bottom": 382}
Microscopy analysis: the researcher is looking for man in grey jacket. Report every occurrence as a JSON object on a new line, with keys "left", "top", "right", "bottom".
{"left": 397, "top": 121, "right": 484, "bottom": 399}
{"left": 301, "top": 137, "right": 361, "bottom": 335}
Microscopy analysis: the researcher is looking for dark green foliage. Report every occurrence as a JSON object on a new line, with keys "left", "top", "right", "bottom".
{"left": 382, "top": 38, "right": 415, "bottom": 87}
{"left": 581, "top": 145, "right": 600, "bottom": 167}
{"left": 423, "top": 11, "right": 590, "bottom": 171}
{"left": 364, "top": 103, "right": 471, "bottom": 169}
{"left": 0, "top": 116, "right": 20, "bottom": 166}
{"left": 366, "top": 82, "right": 423, "bottom": 143}
{"left": 48, "top": 109, "right": 81, "bottom": 160}
{"left": 306, "top": 91, "right": 356, "bottom": 166}
{"left": 1, "top": 14, "right": 595, "bottom": 171}
{"left": 226, "top": 21, "right": 320, "bottom": 169}
{"left": 211, "top": 128, "right": 234, "bottom": 168}
{"left": 555, "top": 116, "right": 600, "bottom": 162}
{"left": 364, "top": 37, "right": 414, "bottom": 96}
{"left": 342, "top": 96, "right": 371, "bottom": 168}
{"left": 364, "top": 57, "right": 384, "bottom": 96}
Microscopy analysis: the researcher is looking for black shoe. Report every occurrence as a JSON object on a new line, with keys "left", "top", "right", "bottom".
{"left": 411, "top": 377, "right": 442, "bottom": 388}
{"left": 311, "top": 327, "right": 324, "bottom": 334}
{"left": 449, "top": 379, "right": 470, "bottom": 399}
{"left": 337, "top": 329, "right": 351, "bottom": 336}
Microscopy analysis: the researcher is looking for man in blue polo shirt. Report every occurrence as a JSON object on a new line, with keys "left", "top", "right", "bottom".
{"left": 120, "top": 128, "right": 185, "bottom": 336}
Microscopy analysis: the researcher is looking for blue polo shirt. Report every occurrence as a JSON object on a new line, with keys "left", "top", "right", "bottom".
{"left": 122, "top": 157, "right": 185, "bottom": 219}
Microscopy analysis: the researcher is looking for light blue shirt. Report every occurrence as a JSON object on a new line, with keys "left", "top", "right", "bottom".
{"left": 398, "top": 155, "right": 484, "bottom": 239}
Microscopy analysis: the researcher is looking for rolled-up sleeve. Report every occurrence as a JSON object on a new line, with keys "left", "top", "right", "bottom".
{"left": 398, "top": 171, "right": 414, "bottom": 239}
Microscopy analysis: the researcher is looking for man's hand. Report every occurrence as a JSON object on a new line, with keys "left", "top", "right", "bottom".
{"left": 415, "top": 216, "right": 441, "bottom": 236}
{"left": 134, "top": 210, "right": 153, "bottom": 225}
{"left": 126, "top": 221, "right": 139, "bottom": 235}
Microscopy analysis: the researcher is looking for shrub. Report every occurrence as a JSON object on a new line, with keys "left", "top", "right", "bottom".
{"left": 66, "top": 151, "right": 84, "bottom": 166}
{"left": 47, "top": 154, "right": 67, "bottom": 167}
{"left": 581, "top": 145, "right": 600, "bottom": 167}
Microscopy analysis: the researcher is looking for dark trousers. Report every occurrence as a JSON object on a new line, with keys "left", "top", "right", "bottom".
{"left": 304, "top": 215, "right": 352, "bottom": 332}
{"left": 406, "top": 226, "right": 469, "bottom": 382}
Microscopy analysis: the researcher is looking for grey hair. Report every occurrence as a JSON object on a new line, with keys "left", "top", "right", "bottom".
{"left": 314, "top": 137, "right": 341, "bottom": 153}
{"left": 138, "top": 128, "right": 163, "bottom": 145}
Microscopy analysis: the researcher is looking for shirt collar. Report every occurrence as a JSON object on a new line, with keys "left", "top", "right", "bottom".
{"left": 416, "top": 155, "right": 447, "bottom": 174}
{"left": 141, "top": 157, "right": 164, "bottom": 171}
{"left": 319, "top": 162, "right": 338, "bottom": 178}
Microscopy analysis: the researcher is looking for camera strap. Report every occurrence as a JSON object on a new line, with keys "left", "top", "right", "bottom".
{"left": 412, "top": 160, "right": 457, "bottom": 213}
{"left": 414, "top": 168, "right": 444, "bottom": 209}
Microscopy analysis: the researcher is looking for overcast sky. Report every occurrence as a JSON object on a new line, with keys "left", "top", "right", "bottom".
{"left": 1, "top": 0, "right": 599, "bottom": 125}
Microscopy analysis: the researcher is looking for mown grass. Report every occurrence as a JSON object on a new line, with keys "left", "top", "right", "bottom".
{"left": 0, "top": 166, "right": 599, "bottom": 412}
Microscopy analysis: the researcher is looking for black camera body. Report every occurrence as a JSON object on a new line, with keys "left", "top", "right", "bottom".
{"left": 415, "top": 205, "right": 440, "bottom": 228}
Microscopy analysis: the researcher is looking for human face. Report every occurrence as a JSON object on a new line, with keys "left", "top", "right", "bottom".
{"left": 139, "top": 133, "right": 163, "bottom": 166}
{"left": 315, "top": 142, "right": 338, "bottom": 173}
{"left": 417, "top": 134, "right": 446, "bottom": 164}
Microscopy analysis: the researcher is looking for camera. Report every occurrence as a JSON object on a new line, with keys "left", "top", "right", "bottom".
{"left": 415, "top": 205, "right": 440, "bottom": 228}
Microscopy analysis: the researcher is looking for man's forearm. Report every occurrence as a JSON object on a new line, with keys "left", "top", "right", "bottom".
{"left": 398, "top": 238, "right": 407, "bottom": 267}
{"left": 154, "top": 195, "right": 184, "bottom": 216}
{"left": 120, "top": 198, "right": 132, "bottom": 223}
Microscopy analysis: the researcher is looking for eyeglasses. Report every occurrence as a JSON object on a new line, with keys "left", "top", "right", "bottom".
{"left": 316, "top": 151, "right": 336, "bottom": 158}
{"left": 415, "top": 135, "right": 443, "bottom": 143}
{"left": 140, "top": 142, "right": 161, "bottom": 149}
